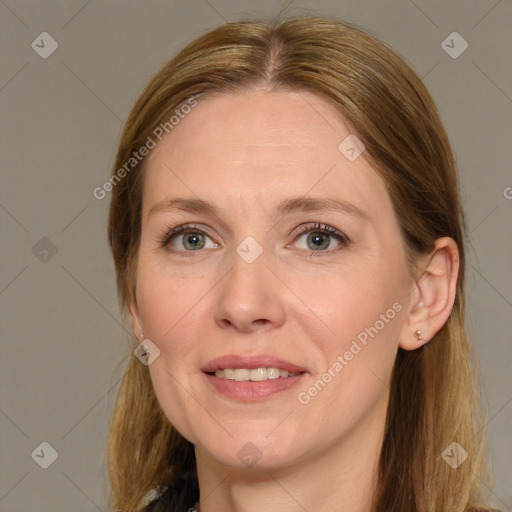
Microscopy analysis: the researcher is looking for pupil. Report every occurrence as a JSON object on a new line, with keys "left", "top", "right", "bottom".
{"left": 308, "top": 233, "right": 329, "bottom": 250}
{"left": 185, "top": 233, "right": 204, "bottom": 249}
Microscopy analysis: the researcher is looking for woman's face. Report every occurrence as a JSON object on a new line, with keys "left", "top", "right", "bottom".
{"left": 132, "top": 90, "right": 416, "bottom": 471}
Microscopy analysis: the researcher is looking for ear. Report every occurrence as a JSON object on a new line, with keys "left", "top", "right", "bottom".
{"left": 128, "top": 299, "right": 143, "bottom": 341}
{"left": 399, "top": 237, "right": 460, "bottom": 350}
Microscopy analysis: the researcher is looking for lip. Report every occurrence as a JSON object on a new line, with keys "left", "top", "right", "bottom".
{"left": 204, "top": 372, "right": 306, "bottom": 401}
{"left": 201, "top": 354, "right": 307, "bottom": 373}
{"left": 202, "top": 354, "right": 308, "bottom": 402}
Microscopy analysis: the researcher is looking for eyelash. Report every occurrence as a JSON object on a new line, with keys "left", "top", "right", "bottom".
{"left": 292, "top": 223, "right": 350, "bottom": 257}
{"left": 159, "top": 224, "right": 212, "bottom": 257}
{"left": 159, "top": 222, "right": 350, "bottom": 257}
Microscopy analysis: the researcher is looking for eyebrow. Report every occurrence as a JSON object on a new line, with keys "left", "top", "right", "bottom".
{"left": 148, "top": 196, "right": 370, "bottom": 223}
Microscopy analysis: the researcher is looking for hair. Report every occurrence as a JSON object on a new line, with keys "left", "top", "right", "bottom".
{"left": 107, "top": 15, "right": 492, "bottom": 512}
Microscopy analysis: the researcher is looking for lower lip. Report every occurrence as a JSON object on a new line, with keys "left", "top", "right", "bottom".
{"left": 204, "top": 372, "right": 306, "bottom": 401}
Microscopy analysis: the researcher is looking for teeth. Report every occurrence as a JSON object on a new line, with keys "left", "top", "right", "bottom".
{"left": 267, "top": 367, "right": 281, "bottom": 379}
{"left": 249, "top": 368, "right": 267, "bottom": 381}
{"left": 223, "top": 368, "right": 235, "bottom": 379}
{"left": 234, "top": 369, "right": 250, "bottom": 381}
{"left": 213, "top": 367, "right": 301, "bottom": 381}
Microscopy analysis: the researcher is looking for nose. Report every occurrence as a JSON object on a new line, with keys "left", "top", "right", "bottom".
{"left": 213, "top": 254, "right": 286, "bottom": 333}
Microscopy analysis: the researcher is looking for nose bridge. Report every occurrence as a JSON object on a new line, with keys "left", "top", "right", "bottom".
{"left": 214, "top": 241, "right": 286, "bottom": 331}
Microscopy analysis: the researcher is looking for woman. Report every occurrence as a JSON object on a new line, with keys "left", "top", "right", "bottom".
{"left": 106, "top": 16, "right": 496, "bottom": 512}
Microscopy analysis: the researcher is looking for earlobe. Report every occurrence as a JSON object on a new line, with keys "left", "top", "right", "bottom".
{"left": 399, "top": 237, "right": 460, "bottom": 351}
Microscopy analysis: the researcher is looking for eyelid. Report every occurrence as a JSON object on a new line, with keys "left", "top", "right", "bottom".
{"left": 290, "top": 222, "right": 350, "bottom": 243}
{"left": 161, "top": 223, "right": 218, "bottom": 247}
{"left": 159, "top": 222, "right": 350, "bottom": 254}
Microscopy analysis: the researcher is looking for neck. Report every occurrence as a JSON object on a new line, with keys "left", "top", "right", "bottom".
{"left": 194, "top": 397, "right": 386, "bottom": 512}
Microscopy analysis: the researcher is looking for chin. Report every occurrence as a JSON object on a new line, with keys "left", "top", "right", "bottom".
{"left": 193, "top": 427, "right": 308, "bottom": 472}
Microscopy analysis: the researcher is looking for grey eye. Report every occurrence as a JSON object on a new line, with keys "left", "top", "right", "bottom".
{"left": 295, "top": 231, "right": 342, "bottom": 251}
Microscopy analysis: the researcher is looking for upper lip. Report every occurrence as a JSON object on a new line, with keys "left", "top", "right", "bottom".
{"left": 202, "top": 355, "right": 307, "bottom": 373}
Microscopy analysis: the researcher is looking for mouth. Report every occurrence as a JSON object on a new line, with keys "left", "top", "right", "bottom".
{"left": 208, "top": 367, "right": 302, "bottom": 381}
{"left": 202, "top": 355, "right": 307, "bottom": 401}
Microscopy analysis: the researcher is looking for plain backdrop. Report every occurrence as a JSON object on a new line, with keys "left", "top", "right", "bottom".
{"left": 1, "top": 1, "right": 511, "bottom": 510}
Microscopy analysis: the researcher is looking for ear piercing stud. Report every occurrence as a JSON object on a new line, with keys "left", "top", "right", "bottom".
{"left": 416, "top": 330, "right": 424, "bottom": 342}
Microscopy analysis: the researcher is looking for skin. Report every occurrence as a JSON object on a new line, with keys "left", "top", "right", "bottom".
{"left": 130, "top": 90, "right": 459, "bottom": 512}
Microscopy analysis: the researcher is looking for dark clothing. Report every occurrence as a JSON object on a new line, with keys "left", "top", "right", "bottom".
{"left": 141, "top": 472, "right": 199, "bottom": 512}
{"left": 142, "top": 474, "right": 500, "bottom": 512}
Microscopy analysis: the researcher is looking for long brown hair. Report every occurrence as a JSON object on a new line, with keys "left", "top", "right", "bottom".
{"left": 107, "top": 16, "right": 492, "bottom": 511}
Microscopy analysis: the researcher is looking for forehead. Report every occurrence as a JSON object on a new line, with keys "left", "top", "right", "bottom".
{"left": 142, "top": 90, "right": 390, "bottom": 220}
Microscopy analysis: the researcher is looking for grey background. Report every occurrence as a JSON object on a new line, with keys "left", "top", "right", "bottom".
{"left": 1, "top": 1, "right": 510, "bottom": 510}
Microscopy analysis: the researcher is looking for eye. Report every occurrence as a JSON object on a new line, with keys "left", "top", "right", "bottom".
{"left": 160, "top": 224, "right": 219, "bottom": 253}
{"left": 290, "top": 223, "right": 350, "bottom": 254}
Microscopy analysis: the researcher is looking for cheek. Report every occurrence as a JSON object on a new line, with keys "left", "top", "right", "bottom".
{"left": 135, "top": 256, "right": 209, "bottom": 341}
{"left": 295, "top": 259, "right": 405, "bottom": 350}
{"left": 292, "top": 261, "right": 405, "bottom": 405}
{"left": 135, "top": 263, "right": 213, "bottom": 442}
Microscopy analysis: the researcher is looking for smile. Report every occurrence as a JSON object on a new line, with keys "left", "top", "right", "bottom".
{"left": 212, "top": 368, "right": 302, "bottom": 381}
